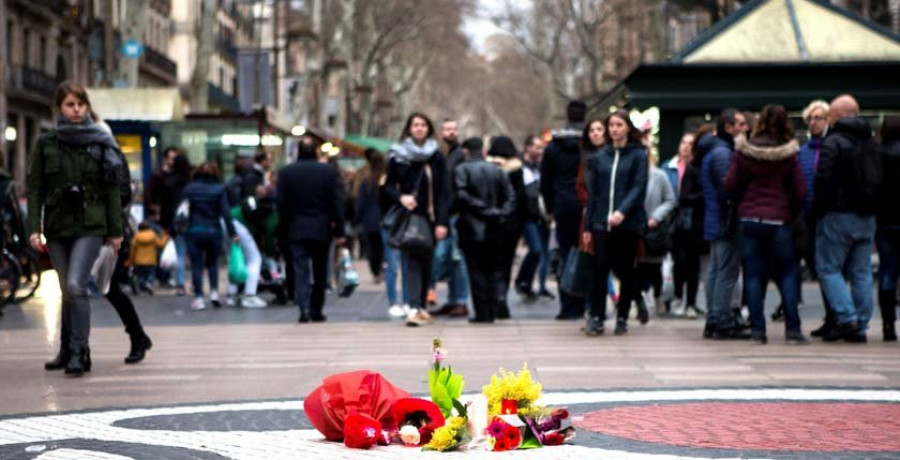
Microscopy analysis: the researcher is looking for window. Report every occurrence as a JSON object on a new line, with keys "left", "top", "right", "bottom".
{"left": 22, "top": 28, "right": 30, "bottom": 67}
{"left": 6, "top": 21, "right": 12, "bottom": 65}
{"left": 38, "top": 35, "right": 46, "bottom": 72}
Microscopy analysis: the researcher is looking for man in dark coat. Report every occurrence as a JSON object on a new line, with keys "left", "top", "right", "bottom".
{"left": 540, "top": 101, "right": 587, "bottom": 320}
{"left": 277, "top": 136, "right": 346, "bottom": 323}
{"left": 815, "top": 95, "right": 880, "bottom": 343}
{"left": 455, "top": 137, "right": 515, "bottom": 323}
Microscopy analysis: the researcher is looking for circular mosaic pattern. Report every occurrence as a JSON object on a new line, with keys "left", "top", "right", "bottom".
{"left": 577, "top": 402, "right": 900, "bottom": 452}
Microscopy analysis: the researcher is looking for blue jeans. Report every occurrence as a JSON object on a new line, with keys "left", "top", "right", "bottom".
{"left": 175, "top": 234, "right": 188, "bottom": 287}
{"left": 516, "top": 221, "right": 548, "bottom": 292}
{"left": 382, "top": 229, "right": 409, "bottom": 306}
{"left": 705, "top": 238, "right": 740, "bottom": 329}
{"left": 739, "top": 221, "right": 801, "bottom": 334}
{"left": 817, "top": 213, "right": 876, "bottom": 330}
{"left": 432, "top": 217, "right": 469, "bottom": 304}
{"left": 187, "top": 227, "right": 223, "bottom": 298}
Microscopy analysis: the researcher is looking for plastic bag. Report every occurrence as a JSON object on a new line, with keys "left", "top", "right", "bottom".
{"left": 304, "top": 370, "right": 411, "bottom": 441}
{"left": 337, "top": 248, "right": 360, "bottom": 298}
{"left": 159, "top": 239, "right": 177, "bottom": 269}
{"left": 661, "top": 253, "right": 674, "bottom": 302}
{"left": 90, "top": 245, "right": 117, "bottom": 295}
{"left": 228, "top": 241, "right": 249, "bottom": 285}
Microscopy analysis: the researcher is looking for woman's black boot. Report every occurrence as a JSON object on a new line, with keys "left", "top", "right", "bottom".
{"left": 44, "top": 344, "right": 70, "bottom": 371}
{"left": 125, "top": 333, "right": 153, "bottom": 364}
{"left": 65, "top": 346, "right": 91, "bottom": 376}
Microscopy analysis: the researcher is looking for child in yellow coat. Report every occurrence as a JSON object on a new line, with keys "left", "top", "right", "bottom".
{"left": 129, "top": 222, "right": 169, "bottom": 295}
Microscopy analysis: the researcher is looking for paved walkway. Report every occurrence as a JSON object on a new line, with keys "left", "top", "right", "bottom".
{"left": 1, "top": 269, "right": 899, "bottom": 458}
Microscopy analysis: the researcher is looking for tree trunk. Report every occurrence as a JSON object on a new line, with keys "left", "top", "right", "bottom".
{"left": 191, "top": 0, "right": 217, "bottom": 112}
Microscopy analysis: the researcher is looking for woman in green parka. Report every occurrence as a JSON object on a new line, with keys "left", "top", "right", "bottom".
{"left": 27, "top": 81, "right": 123, "bottom": 376}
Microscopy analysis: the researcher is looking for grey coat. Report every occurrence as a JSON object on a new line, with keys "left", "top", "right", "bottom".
{"left": 645, "top": 166, "right": 676, "bottom": 224}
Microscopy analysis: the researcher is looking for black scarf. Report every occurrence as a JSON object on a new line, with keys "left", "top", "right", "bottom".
{"left": 55, "top": 115, "right": 123, "bottom": 184}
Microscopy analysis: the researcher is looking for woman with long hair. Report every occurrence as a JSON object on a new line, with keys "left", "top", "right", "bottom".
{"left": 724, "top": 104, "right": 808, "bottom": 344}
{"left": 355, "top": 148, "right": 387, "bottom": 285}
{"left": 28, "top": 81, "right": 125, "bottom": 376}
{"left": 181, "top": 162, "right": 237, "bottom": 310}
{"left": 877, "top": 115, "right": 900, "bottom": 341}
{"left": 383, "top": 113, "right": 451, "bottom": 327}
{"left": 578, "top": 111, "right": 648, "bottom": 336}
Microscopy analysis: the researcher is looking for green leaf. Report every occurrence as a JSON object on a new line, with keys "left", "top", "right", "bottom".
{"left": 428, "top": 369, "right": 438, "bottom": 392}
{"left": 452, "top": 398, "right": 468, "bottom": 419}
{"left": 520, "top": 437, "right": 542, "bottom": 449}
{"left": 446, "top": 374, "right": 464, "bottom": 399}
{"left": 431, "top": 384, "right": 453, "bottom": 417}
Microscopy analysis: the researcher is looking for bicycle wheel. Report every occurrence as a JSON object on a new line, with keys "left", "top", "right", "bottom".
{"left": 14, "top": 248, "right": 41, "bottom": 302}
{"left": 0, "top": 251, "right": 21, "bottom": 307}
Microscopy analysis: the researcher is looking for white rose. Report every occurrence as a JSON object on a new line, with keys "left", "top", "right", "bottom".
{"left": 399, "top": 425, "right": 421, "bottom": 446}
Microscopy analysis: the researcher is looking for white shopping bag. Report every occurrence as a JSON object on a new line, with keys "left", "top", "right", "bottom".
{"left": 661, "top": 253, "right": 675, "bottom": 302}
{"left": 159, "top": 239, "right": 177, "bottom": 269}
{"left": 91, "top": 245, "right": 118, "bottom": 295}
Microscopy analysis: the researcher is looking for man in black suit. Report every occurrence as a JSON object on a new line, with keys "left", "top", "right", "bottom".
{"left": 454, "top": 137, "right": 515, "bottom": 323}
{"left": 277, "top": 136, "right": 346, "bottom": 323}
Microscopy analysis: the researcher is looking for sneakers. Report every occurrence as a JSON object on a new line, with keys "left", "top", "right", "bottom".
{"left": 388, "top": 304, "right": 411, "bottom": 318}
{"left": 175, "top": 287, "right": 186, "bottom": 297}
{"left": 225, "top": 296, "right": 238, "bottom": 307}
{"left": 713, "top": 327, "right": 751, "bottom": 340}
{"left": 515, "top": 283, "right": 537, "bottom": 302}
{"left": 537, "top": 290, "right": 556, "bottom": 300}
{"left": 823, "top": 321, "right": 860, "bottom": 342}
{"left": 750, "top": 330, "right": 768, "bottom": 344}
{"left": 785, "top": 331, "right": 811, "bottom": 345}
{"left": 405, "top": 309, "right": 435, "bottom": 327}
{"left": 685, "top": 305, "right": 704, "bottom": 319}
{"left": 210, "top": 291, "right": 221, "bottom": 308}
{"left": 242, "top": 296, "right": 268, "bottom": 308}
{"left": 885, "top": 324, "right": 897, "bottom": 342}
{"left": 190, "top": 297, "right": 206, "bottom": 310}
{"left": 584, "top": 317, "right": 605, "bottom": 337}
{"left": 671, "top": 299, "right": 685, "bottom": 317}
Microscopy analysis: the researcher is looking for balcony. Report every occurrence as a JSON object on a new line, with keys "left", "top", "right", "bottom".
{"left": 140, "top": 47, "right": 178, "bottom": 85}
{"left": 6, "top": 66, "right": 60, "bottom": 103}
{"left": 208, "top": 83, "right": 241, "bottom": 113}
{"left": 216, "top": 38, "right": 238, "bottom": 63}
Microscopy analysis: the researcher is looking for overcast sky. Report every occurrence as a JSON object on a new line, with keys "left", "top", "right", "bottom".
{"left": 462, "top": 0, "right": 512, "bottom": 53}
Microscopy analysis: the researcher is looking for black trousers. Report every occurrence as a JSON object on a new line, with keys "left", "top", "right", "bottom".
{"left": 291, "top": 240, "right": 329, "bottom": 318}
{"left": 496, "top": 227, "right": 522, "bottom": 312}
{"left": 587, "top": 231, "right": 640, "bottom": 321}
{"left": 106, "top": 259, "right": 146, "bottom": 339}
{"left": 555, "top": 210, "right": 587, "bottom": 318}
{"left": 461, "top": 239, "right": 504, "bottom": 321}
{"left": 672, "top": 230, "right": 702, "bottom": 307}
{"left": 404, "top": 251, "right": 433, "bottom": 310}
{"left": 636, "top": 262, "right": 662, "bottom": 298}
{"left": 364, "top": 231, "right": 384, "bottom": 277}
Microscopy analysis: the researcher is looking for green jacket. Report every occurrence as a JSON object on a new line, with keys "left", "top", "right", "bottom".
{"left": 26, "top": 130, "right": 123, "bottom": 239}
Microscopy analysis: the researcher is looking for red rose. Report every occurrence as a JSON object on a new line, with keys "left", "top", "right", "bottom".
{"left": 343, "top": 412, "right": 383, "bottom": 449}
{"left": 389, "top": 398, "right": 446, "bottom": 446}
{"left": 543, "top": 431, "right": 565, "bottom": 446}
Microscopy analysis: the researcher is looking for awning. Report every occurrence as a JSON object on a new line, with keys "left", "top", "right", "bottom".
{"left": 86, "top": 88, "right": 184, "bottom": 122}
{"left": 343, "top": 134, "right": 393, "bottom": 153}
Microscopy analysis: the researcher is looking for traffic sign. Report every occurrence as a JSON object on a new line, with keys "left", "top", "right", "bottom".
{"left": 122, "top": 39, "right": 145, "bottom": 59}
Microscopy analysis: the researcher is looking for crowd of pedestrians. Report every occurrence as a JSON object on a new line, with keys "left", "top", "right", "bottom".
{"left": 26, "top": 80, "right": 900, "bottom": 376}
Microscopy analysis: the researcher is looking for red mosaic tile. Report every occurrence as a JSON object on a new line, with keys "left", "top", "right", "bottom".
{"left": 576, "top": 402, "right": 900, "bottom": 452}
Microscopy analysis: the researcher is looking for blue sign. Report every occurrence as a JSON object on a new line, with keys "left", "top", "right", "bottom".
{"left": 122, "top": 39, "right": 145, "bottom": 59}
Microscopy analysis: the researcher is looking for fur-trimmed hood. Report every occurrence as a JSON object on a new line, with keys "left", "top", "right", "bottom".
{"left": 734, "top": 135, "right": 799, "bottom": 161}
{"left": 486, "top": 156, "right": 523, "bottom": 173}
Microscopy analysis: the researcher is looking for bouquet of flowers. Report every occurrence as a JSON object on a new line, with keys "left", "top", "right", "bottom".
{"left": 428, "top": 338, "right": 466, "bottom": 419}
{"left": 482, "top": 364, "right": 543, "bottom": 417}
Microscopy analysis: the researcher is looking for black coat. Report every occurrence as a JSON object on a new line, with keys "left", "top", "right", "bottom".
{"left": 879, "top": 140, "right": 900, "bottom": 228}
{"left": 540, "top": 124, "right": 583, "bottom": 222}
{"left": 454, "top": 155, "right": 516, "bottom": 242}
{"left": 276, "top": 159, "right": 346, "bottom": 242}
{"left": 584, "top": 142, "right": 649, "bottom": 234}
{"left": 382, "top": 153, "right": 451, "bottom": 228}
{"left": 815, "top": 116, "right": 877, "bottom": 217}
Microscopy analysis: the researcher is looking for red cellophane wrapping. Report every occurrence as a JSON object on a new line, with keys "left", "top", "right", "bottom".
{"left": 303, "top": 370, "right": 411, "bottom": 441}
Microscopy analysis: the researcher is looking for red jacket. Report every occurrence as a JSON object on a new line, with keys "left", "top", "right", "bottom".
{"left": 724, "top": 135, "right": 806, "bottom": 223}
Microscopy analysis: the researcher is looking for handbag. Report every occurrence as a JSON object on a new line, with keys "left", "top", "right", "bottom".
{"left": 388, "top": 210, "right": 435, "bottom": 255}
{"left": 559, "top": 248, "right": 594, "bottom": 298}
{"left": 173, "top": 199, "right": 190, "bottom": 234}
{"left": 643, "top": 217, "right": 674, "bottom": 257}
{"left": 159, "top": 239, "right": 177, "bottom": 269}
